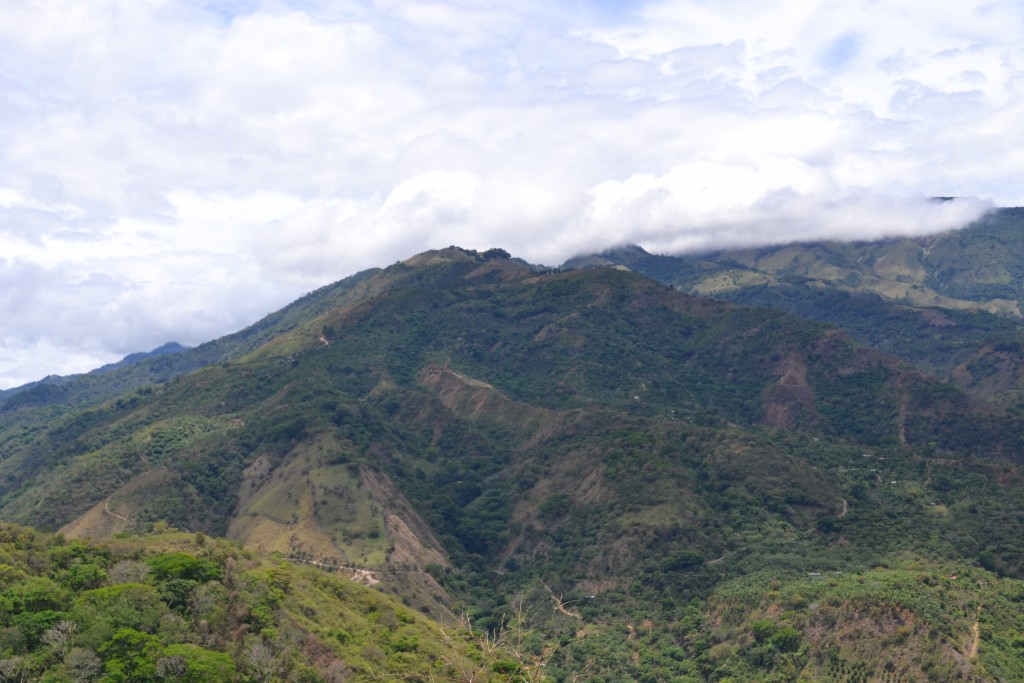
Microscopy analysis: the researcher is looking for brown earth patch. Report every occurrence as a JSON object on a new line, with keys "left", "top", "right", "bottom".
{"left": 919, "top": 308, "right": 957, "bottom": 327}
{"left": 383, "top": 513, "right": 448, "bottom": 570}
{"left": 418, "top": 366, "right": 563, "bottom": 446}
{"left": 762, "top": 352, "right": 820, "bottom": 428}
{"left": 236, "top": 454, "right": 274, "bottom": 510}
{"left": 360, "top": 466, "right": 450, "bottom": 570}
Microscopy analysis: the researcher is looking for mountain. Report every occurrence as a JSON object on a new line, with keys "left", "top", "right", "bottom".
{"left": 0, "top": 266, "right": 387, "bottom": 422}
{"left": 2, "top": 245, "right": 1024, "bottom": 680}
{"left": 90, "top": 341, "right": 190, "bottom": 373}
{"left": 0, "top": 343, "right": 188, "bottom": 402}
{"left": 568, "top": 207, "right": 1024, "bottom": 408}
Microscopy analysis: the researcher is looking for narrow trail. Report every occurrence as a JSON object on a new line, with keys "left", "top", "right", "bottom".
{"left": 284, "top": 556, "right": 383, "bottom": 585}
{"left": 707, "top": 551, "right": 732, "bottom": 565}
{"left": 839, "top": 498, "right": 848, "bottom": 518}
{"left": 968, "top": 607, "right": 982, "bottom": 659}
{"left": 103, "top": 502, "right": 129, "bottom": 523}
{"left": 897, "top": 395, "right": 908, "bottom": 445}
{"left": 707, "top": 546, "right": 747, "bottom": 565}
{"left": 544, "top": 584, "right": 581, "bottom": 620}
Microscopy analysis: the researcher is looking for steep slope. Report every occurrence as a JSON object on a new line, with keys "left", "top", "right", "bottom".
{"left": 0, "top": 265, "right": 391, "bottom": 423}
{"left": 3, "top": 246, "right": 1024, "bottom": 679}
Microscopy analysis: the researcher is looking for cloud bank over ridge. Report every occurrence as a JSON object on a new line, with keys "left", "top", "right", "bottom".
{"left": 1, "top": 0, "right": 1021, "bottom": 386}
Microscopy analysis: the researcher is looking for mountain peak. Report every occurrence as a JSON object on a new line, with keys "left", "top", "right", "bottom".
{"left": 562, "top": 243, "right": 651, "bottom": 270}
{"left": 602, "top": 243, "right": 651, "bottom": 258}
{"left": 402, "top": 246, "right": 480, "bottom": 266}
{"left": 91, "top": 341, "right": 190, "bottom": 375}
{"left": 401, "top": 245, "right": 512, "bottom": 267}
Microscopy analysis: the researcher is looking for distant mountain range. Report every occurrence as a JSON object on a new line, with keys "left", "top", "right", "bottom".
{"left": 567, "top": 207, "right": 1024, "bottom": 407}
{"left": 0, "top": 341, "right": 189, "bottom": 403}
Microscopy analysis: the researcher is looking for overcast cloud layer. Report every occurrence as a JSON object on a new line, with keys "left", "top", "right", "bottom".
{"left": 1, "top": 0, "right": 1021, "bottom": 388}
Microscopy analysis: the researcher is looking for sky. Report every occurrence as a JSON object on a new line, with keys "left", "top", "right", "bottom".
{"left": 2, "top": 0, "right": 1023, "bottom": 388}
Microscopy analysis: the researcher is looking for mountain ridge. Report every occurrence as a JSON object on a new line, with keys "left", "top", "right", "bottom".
{"left": 2, "top": 243, "right": 1024, "bottom": 679}
{"left": 565, "top": 207, "right": 1024, "bottom": 407}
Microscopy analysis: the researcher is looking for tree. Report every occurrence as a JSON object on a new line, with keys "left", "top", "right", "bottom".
{"left": 157, "top": 644, "right": 235, "bottom": 682}
{"left": 41, "top": 619, "right": 78, "bottom": 660}
{"left": 65, "top": 648, "right": 102, "bottom": 683}
{"left": 433, "top": 603, "right": 554, "bottom": 683}
{"left": 98, "top": 628, "right": 161, "bottom": 682}
{"left": 245, "top": 639, "right": 278, "bottom": 683}
{"left": 155, "top": 655, "right": 189, "bottom": 682}
{"left": 0, "top": 657, "right": 28, "bottom": 683}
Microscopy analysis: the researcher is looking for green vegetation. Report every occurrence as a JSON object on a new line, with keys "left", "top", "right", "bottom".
{"left": 1, "top": 243, "right": 1024, "bottom": 679}
{"left": 584, "top": 207, "right": 1024, "bottom": 408}
{"left": 0, "top": 523, "right": 550, "bottom": 682}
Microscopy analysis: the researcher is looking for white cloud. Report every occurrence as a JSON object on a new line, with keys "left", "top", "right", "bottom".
{"left": 1, "top": 0, "right": 1022, "bottom": 386}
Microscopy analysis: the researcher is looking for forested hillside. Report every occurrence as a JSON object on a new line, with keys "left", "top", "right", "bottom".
{"left": 0, "top": 523, "right": 546, "bottom": 682}
{"left": 2, "top": 245, "right": 1024, "bottom": 680}
{"left": 571, "top": 207, "right": 1024, "bottom": 408}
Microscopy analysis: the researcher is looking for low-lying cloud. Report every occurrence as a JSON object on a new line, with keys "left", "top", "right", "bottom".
{"left": 0, "top": 0, "right": 1020, "bottom": 387}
